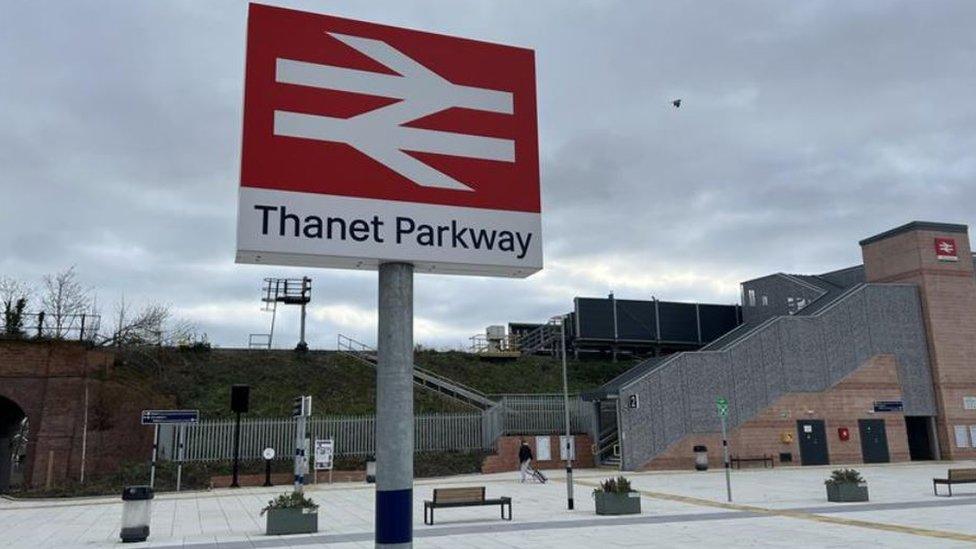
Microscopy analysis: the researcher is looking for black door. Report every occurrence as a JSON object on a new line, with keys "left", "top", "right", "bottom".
{"left": 905, "top": 416, "right": 934, "bottom": 460}
{"left": 858, "top": 419, "right": 890, "bottom": 463}
{"left": 797, "top": 420, "right": 829, "bottom": 466}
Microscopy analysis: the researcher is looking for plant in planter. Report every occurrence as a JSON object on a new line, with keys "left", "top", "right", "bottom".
{"left": 261, "top": 491, "right": 320, "bottom": 535}
{"left": 592, "top": 476, "right": 641, "bottom": 515}
{"left": 824, "top": 469, "right": 869, "bottom": 503}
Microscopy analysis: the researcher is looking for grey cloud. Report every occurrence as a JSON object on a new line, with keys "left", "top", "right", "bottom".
{"left": 2, "top": 0, "right": 976, "bottom": 348}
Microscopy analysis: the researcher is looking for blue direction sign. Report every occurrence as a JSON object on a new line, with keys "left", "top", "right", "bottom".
{"left": 873, "top": 401, "right": 903, "bottom": 413}
{"left": 141, "top": 409, "right": 200, "bottom": 425}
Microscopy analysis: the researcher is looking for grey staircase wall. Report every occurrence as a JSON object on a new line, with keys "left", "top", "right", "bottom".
{"left": 616, "top": 284, "right": 936, "bottom": 470}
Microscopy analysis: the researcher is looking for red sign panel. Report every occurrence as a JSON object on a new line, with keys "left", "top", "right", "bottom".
{"left": 240, "top": 3, "right": 539, "bottom": 213}
{"left": 935, "top": 237, "right": 958, "bottom": 262}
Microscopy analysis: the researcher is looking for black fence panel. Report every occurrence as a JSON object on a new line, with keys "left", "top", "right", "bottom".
{"left": 698, "top": 304, "right": 741, "bottom": 343}
{"left": 657, "top": 301, "right": 699, "bottom": 343}
{"left": 574, "top": 298, "right": 614, "bottom": 339}
{"left": 615, "top": 299, "right": 657, "bottom": 341}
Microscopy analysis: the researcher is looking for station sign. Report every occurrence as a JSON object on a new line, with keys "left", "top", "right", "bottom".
{"left": 140, "top": 409, "right": 200, "bottom": 425}
{"left": 236, "top": 4, "right": 541, "bottom": 277}
{"left": 935, "top": 237, "right": 958, "bottom": 262}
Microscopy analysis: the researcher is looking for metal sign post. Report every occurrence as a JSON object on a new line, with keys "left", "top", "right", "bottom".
{"left": 175, "top": 425, "right": 186, "bottom": 492}
{"left": 149, "top": 424, "right": 159, "bottom": 489}
{"left": 376, "top": 263, "right": 414, "bottom": 547}
{"left": 717, "top": 397, "right": 732, "bottom": 502}
{"left": 559, "top": 316, "right": 574, "bottom": 510}
{"left": 141, "top": 409, "right": 199, "bottom": 489}
{"left": 263, "top": 447, "right": 276, "bottom": 487}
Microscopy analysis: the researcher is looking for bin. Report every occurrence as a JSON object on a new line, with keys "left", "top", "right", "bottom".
{"left": 365, "top": 459, "right": 376, "bottom": 483}
{"left": 693, "top": 445, "right": 708, "bottom": 471}
{"left": 120, "top": 485, "right": 153, "bottom": 543}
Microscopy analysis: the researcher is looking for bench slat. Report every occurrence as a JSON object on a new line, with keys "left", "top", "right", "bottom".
{"left": 948, "top": 468, "right": 976, "bottom": 482}
{"left": 433, "top": 487, "right": 485, "bottom": 504}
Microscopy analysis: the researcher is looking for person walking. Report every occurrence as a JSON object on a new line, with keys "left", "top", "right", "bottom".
{"left": 518, "top": 439, "right": 533, "bottom": 483}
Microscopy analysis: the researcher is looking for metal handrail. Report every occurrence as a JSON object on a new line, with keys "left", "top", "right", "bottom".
{"left": 337, "top": 334, "right": 498, "bottom": 410}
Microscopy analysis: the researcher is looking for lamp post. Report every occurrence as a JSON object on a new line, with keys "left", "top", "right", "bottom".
{"left": 559, "top": 315, "right": 575, "bottom": 510}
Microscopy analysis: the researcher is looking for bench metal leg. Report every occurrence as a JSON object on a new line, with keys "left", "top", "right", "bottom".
{"left": 424, "top": 505, "right": 433, "bottom": 525}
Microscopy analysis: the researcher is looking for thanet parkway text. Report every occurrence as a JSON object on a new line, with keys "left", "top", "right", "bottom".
{"left": 252, "top": 205, "right": 534, "bottom": 259}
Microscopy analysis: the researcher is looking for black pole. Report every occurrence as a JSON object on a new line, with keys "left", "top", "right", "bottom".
{"left": 231, "top": 411, "right": 242, "bottom": 488}
{"left": 264, "top": 458, "right": 273, "bottom": 487}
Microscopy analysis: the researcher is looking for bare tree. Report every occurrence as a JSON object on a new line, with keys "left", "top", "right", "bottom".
{"left": 100, "top": 297, "right": 198, "bottom": 347}
{"left": 41, "top": 266, "right": 92, "bottom": 338}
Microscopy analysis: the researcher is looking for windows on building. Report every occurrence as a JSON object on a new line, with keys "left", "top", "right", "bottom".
{"left": 747, "top": 289, "right": 756, "bottom": 307}
{"left": 786, "top": 297, "right": 808, "bottom": 314}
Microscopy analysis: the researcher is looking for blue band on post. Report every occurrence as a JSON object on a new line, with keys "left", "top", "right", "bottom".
{"left": 376, "top": 488, "right": 412, "bottom": 544}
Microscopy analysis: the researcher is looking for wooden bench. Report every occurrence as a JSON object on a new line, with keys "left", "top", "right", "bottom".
{"left": 933, "top": 468, "right": 976, "bottom": 496}
{"left": 423, "top": 486, "right": 512, "bottom": 525}
{"left": 731, "top": 455, "right": 774, "bottom": 469}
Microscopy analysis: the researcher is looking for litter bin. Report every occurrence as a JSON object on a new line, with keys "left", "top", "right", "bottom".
{"left": 693, "top": 445, "right": 708, "bottom": 471}
{"left": 120, "top": 485, "right": 154, "bottom": 543}
{"left": 365, "top": 459, "right": 376, "bottom": 483}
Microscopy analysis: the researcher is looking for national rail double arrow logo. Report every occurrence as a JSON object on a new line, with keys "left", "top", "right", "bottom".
{"left": 274, "top": 33, "right": 514, "bottom": 192}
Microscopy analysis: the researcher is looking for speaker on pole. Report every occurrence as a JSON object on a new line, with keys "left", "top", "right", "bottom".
{"left": 231, "top": 384, "right": 251, "bottom": 414}
{"left": 230, "top": 385, "right": 251, "bottom": 488}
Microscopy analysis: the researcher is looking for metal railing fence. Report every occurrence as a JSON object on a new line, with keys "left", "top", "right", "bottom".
{"left": 176, "top": 394, "right": 594, "bottom": 463}
{"left": 182, "top": 412, "right": 486, "bottom": 462}
{"left": 495, "top": 394, "right": 591, "bottom": 435}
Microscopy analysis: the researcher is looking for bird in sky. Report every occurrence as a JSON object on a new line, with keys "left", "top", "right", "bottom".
{"left": 672, "top": 99, "right": 682, "bottom": 108}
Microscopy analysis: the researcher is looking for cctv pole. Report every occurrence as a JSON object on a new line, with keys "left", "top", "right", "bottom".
{"left": 560, "top": 316, "right": 575, "bottom": 510}
{"left": 376, "top": 262, "right": 413, "bottom": 548}
{"left": 297, "top": 276, "right": 310, "bottom": 352}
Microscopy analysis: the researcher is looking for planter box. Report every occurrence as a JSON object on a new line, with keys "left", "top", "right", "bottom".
{"left": 265, "top": 508, "right": 319, "bottom": 535}
{"left": 826, "top": 482, "right": 869, "bottom": 503}
{"left": 594, "top": 491, "right": 642, "bottom": 515}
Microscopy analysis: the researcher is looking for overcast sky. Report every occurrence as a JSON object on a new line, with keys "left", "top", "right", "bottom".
{"left": 2, "top": 0, "right": 975, "bottom": 349}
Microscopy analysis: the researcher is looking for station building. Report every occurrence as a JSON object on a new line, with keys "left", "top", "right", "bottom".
{"left": 585, "top": 221, "right": 976, "bottom": 470}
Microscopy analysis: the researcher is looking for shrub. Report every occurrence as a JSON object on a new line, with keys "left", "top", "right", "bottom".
{"left": 593, "top": 476, "right": 633, "bottom": 495}
{"left": 824, "top": 468, "right": 865, "bottom": 485}
{"left": 260, "top": 491, "right": 318, "bottom": 515}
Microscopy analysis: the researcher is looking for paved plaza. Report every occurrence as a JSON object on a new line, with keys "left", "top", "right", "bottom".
{"left": 2, "top": 461, "right": 976, "bottom": 548}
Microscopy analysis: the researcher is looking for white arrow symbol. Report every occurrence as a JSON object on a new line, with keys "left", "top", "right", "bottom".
{"left": 273, "top": 32, "right": 516, "bottom": 191}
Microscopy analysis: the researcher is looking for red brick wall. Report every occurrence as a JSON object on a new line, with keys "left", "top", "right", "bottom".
{"left": 482, "top": 434, "right": 594, "bottom": 474}
{"left": 641, "top": 355, "right": 910, "bottom": 470}
{"left": 0, "top": 340, "right": 161, "bottom": 488}
{"left": 862, "top": 227, "right": 976, "bottom": 460}
{"left": 211, "top": 470, "right": 366, "bottom": 488}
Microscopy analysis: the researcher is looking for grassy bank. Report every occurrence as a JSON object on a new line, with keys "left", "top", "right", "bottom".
{"left": 114, "top": 347, "right": 636, "bottom": 418}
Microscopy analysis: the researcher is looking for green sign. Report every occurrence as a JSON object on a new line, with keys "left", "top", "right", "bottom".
{"left": 716, "top": 397, "right": 729, "bottom": 417}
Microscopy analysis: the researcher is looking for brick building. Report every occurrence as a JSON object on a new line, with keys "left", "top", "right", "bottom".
{"left": 585, "top": 221, "right": 976, "bottom": 470}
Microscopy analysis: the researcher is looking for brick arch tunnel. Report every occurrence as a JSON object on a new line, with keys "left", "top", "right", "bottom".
{"left": 0, "top": 394, "right": 28, "bottom": 492}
